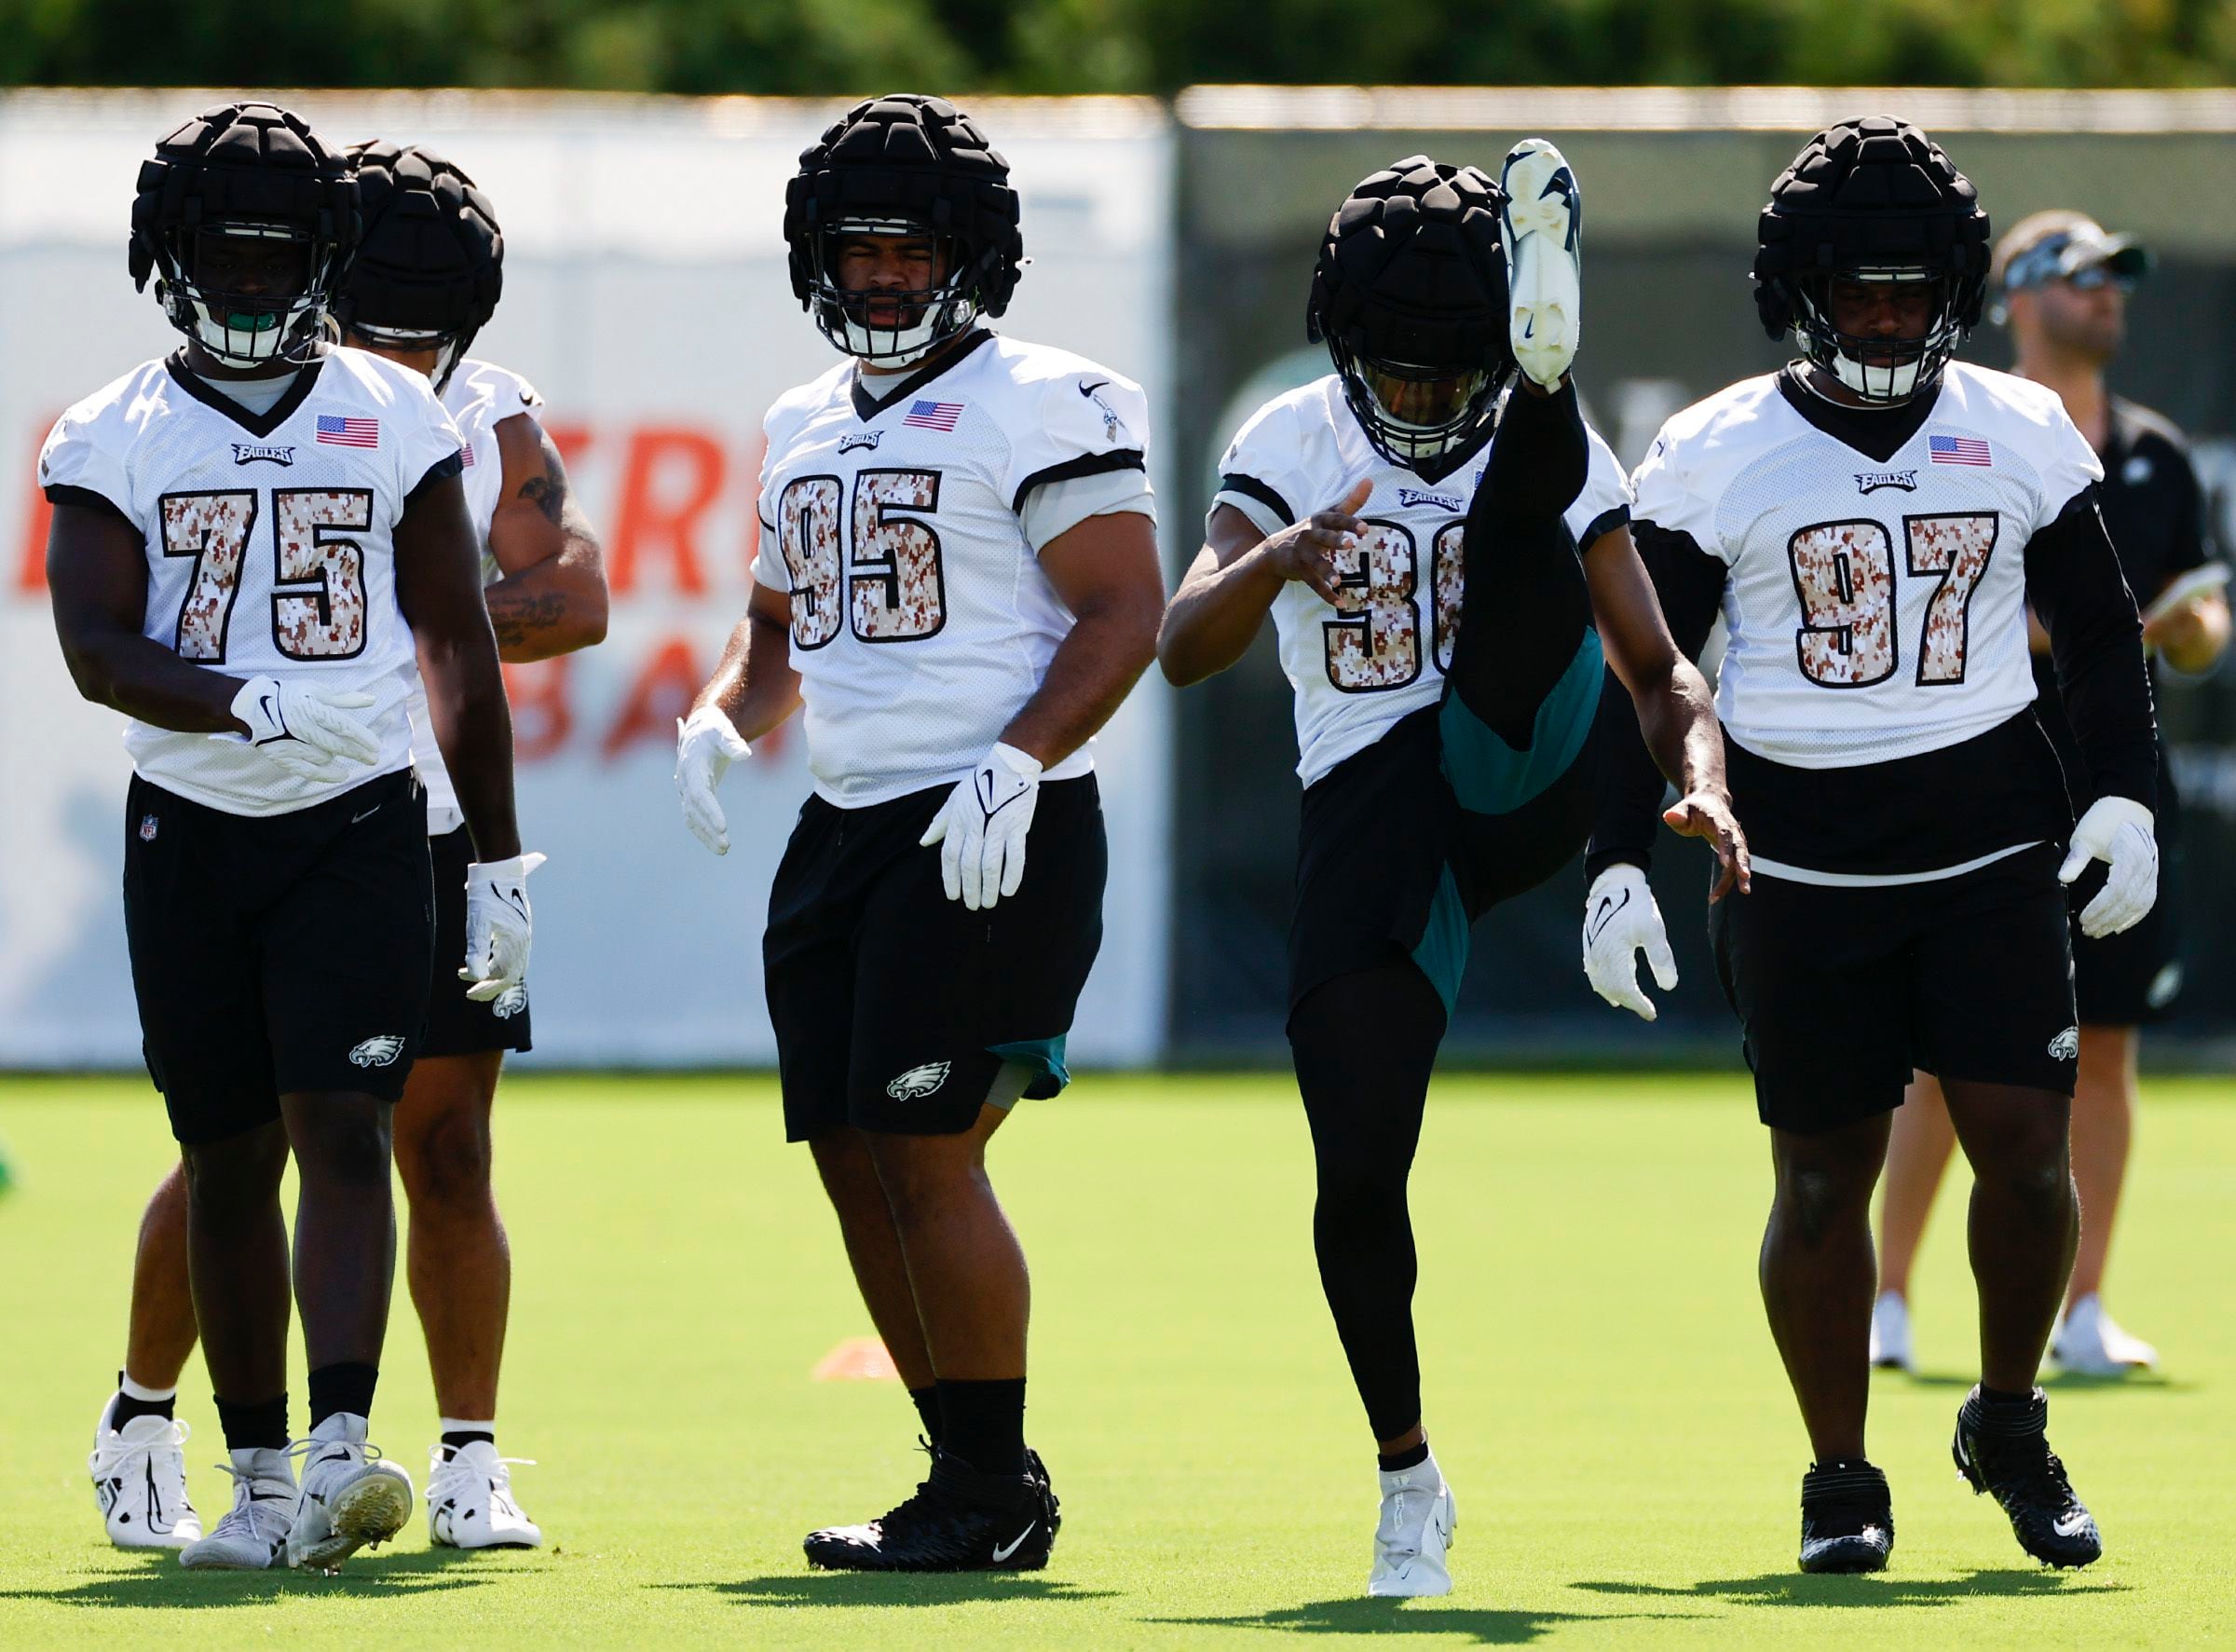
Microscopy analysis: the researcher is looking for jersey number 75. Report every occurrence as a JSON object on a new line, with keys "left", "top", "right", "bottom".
{"left": 161, "top": 488, "right": 373, "bottom": 663}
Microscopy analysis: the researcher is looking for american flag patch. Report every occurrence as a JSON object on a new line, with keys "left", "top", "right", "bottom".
{"left": 1929, "top": 435, "right": 1992, "bottom": 466}
{"left": 316, "top": 415, "right": 380, "bottom": 448}
{"left": 460, "top": 443, "right": 476, "bottom": 469}
{"left": 902, "top": 400, "right": 964, "bottom": 431}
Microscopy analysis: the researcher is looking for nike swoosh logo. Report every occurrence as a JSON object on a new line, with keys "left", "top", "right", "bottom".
{"left": 1078, "top": 380, "right": 1109, "bottom": 399}
{"left": 2053, "top": 1512, "right": 2093, "bottom": 1537}
{"left": 351, "top": 805, "right": 381, "bottom": 824}
{"left": 498, "top": 890, "right": 529, "bottom": 921}
{"left": 1585, "top": 887, "right": 1629, "bottom": 946}
{"left": 991, "top": 1522, "right": 1038, "bottom": 1563}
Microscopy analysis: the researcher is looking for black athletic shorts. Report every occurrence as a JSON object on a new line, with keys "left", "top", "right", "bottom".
{"left": 1288, "top": 636, "right": 1603, "bottom": 1022}
{"left": 1708, "top": 843, "right": 2079, "bottom": 1135}
{"left": 123, "top": 768, "right": 435, "bottom": 1143}
{"left": 421, "top": 826, "right": 534, "bottom": 1058}
{"left": 764, "top": 774, "right": 1106, "bottom": 1140}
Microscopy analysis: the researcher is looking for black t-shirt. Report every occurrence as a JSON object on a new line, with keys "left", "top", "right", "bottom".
{"left": 2030, "top": 397, "right": 2210, "bottom": 830}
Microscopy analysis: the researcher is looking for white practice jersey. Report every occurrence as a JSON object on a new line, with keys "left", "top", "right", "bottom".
{"left": 40, "top": 347, "right": 465, "bottom": 817}
{"left": 1213, "top": 374, "right": 1632, "bottom": 786}
{"left": 751, "top": 331, "right": 1155, "bottom": 808}
{"left": 410, "top": 359, "right": 546, "bottom": 836}
{"left": 1634, "top": 362, "right": 2102, "bottom": 772}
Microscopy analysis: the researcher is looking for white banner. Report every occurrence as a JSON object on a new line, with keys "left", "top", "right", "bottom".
{"left": 0, "top": 91, "right": 1176, "bottom": 1067}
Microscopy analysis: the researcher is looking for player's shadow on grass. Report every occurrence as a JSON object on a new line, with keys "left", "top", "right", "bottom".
{"left": 1148, "top": 1600, "right": 1696, "bottom": 1644}
{"left": 1885, "top": 1367, "right": 2193, "bottom": 1393}
{"left": 0, "top": 1549, "right": 521, "bottom": 1611}
{"left": 1574, "top": 1568, "right": 2128, "bottom": 1608}
{"left": 659, "top": 1573, "right": 1119, "bottom": 1608}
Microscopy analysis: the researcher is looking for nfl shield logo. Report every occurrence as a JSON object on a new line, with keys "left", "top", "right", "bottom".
{"left": 139, "top": 814, "right": 158, "bottom": 842}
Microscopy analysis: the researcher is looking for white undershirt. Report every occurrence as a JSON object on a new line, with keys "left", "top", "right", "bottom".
{"left": 193, "top": 368, "right": 300, "bottom": 416}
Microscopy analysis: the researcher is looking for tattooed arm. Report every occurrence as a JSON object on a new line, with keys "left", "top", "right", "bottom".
{"left": 482, "top": 411, "right": 609, "bottom": 662}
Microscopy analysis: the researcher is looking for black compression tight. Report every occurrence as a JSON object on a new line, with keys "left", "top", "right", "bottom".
{"left": 1288, "top": 955, "right": 1450, "bottom": 1443}
{"left": 1449, "top": 380, "right": 1594, "bottom": 749}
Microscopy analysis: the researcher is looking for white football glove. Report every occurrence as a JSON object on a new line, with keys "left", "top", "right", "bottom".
{"left": 1582, "top": 863, "right": 1679, "bottom": 1021}
{"left": 675, "top": 705, "right": 752, "bottom": 855}
{"left": 919, "top": 743, "right": 1043, "bottom": 911}
{"left": 2059, "top": 796, "right": 2159, "bottom": 939}
{"left": 225, "top": 676, "right": 380, "bottom": 783}
{"left": 458, "top": 852, "right": 546, "bottom": 1002}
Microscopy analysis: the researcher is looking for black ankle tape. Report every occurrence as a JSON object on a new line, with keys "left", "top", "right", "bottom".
{"left": 1964, "top": 1385, "right": 2047, "bottom": 1437}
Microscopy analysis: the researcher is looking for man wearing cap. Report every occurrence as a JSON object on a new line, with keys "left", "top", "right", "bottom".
{"left": 1872, "top": 210, "right": 2229, "bottom": 1376}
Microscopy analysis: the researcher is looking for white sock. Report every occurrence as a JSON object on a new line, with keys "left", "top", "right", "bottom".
{"left": 440, "top": 1417, "right": 497, "bottom": 1457}
{"left": 120, "top": 1372, "right": 177, "bottom": 1404}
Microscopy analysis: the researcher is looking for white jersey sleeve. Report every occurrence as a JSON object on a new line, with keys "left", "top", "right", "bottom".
{"left": 1571, "top": 420, "right": 1633, "bottom": 548}
{"left": 38, "top": 383, "right": 141, "bottom": 522}
{"left": 1211, "top": 393, "right": 1327, "bottom": 540}
{"left": 1005, "top": 367, "right": 1154, "bottom": 552}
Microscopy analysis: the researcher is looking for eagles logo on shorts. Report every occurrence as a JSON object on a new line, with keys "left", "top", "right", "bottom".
{"left": 886, "top": 1061, "right": 951, "bottom": 1100}
{"left": 348, "top": 1033, "right": 408, "bottom": 1069}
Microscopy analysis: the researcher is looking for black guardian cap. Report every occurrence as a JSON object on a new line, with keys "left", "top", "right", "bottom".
{"left": 130, "top": 102, "right": 358, "bottom": 368}
{"left": 1307, "top": 156, "right": 1515, "bottom": 479}
{"left": 338, "top": 142, "right": 503, "bottom": 393}
{"left": 1753, "top": 116, "right": 1990, "bottom": 404}
{"left": 784, "top": 94, "right": 1023, "bottom": 367}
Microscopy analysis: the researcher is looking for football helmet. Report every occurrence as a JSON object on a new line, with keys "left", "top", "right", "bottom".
{"left": 784, "top": 94, "right": 1023, "bottom": 367}
{"left": 337, "top": 142, "right": 503, "bottom": 392}
{"left": 130, "top": 102, "right": 358, "bottom": 368}
{"left": 1306, "top": 156, "right": 1515, "bottom": 479}
{"left": 1753, "top": 116, "right": 1990, "bottom": 404}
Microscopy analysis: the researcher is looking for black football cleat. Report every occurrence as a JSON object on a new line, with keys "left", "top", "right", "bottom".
{"left": 1953, "top": 1386, "right": 2103, "bottom": 1568}
{"left": 804, "top": 1452, "right": 1056, "bottom": 1573}
{"left": 1798, "top": 1458, "right": 1894, "bottom": 1573}
{"left": 1027, "top": 1446, "right": 1061, "bottom": 1538}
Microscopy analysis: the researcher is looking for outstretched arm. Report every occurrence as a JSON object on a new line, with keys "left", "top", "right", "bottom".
{"left": 1584, "top": 524, "right": 1748, "bottom": 898}
{"left": 482, "top": 413, "right": 609, "bottom": 662}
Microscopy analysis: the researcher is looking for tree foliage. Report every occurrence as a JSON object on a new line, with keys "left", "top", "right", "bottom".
{"left": 1, "top": 0, "right": 2229, "bottom": 92}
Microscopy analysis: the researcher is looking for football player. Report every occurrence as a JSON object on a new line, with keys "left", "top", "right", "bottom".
{"left": 48, "top": 102, "right": 535, "bottom": 1571}
{"left": 1589, "top": 119, "right": 2159, "bottom": 1574}
{"left": 85, "top": 140, "right": 604, "bottom": 1557}
{"left": 1872, "top": 211, "right": 2229, "bottom": 1378}
{"left": 1157, "top": 146, "right": 1743, "bottom": 1596}
{"left": 675, "top": 95, "right": 1163, "bottom": 1571}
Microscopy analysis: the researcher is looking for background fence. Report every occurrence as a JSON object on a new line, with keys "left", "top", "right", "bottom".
{"left": 4, "top": 87, "right": 2232, "bottom": 1068}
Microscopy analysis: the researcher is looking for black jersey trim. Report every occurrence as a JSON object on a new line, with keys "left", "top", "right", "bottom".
{"left": 1011, "top": 448, "right": 1146, "bottom": 513}
{"left": 1216, "top": 471, "right": 1295, "bottom": 526}
{"left": 849, "top": 328, "right": 998, "bottom": 423}
{"left": 1577, "top": 504, "right": 1629, "bottom": 549}
{"left": 1775, "top": 363, "right": 1941, "bottom": 465}
{"left": 44, "top": 483, "right": 137, "bottom": 529}
{"left": 406, "top": 450, "right": 467, "bottom": 503}
{"left": 162, "top": 349, "right": 328, "bottom": 439}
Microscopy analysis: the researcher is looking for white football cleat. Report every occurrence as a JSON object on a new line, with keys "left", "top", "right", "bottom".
{"left": 89, "top": 1397, "right": 200, "bottom": 1549}
{"left": 1367, "top": 1452, "right": 1457, "bottom": 1597}
{"left": 1498, "top": 138, "right": 1582, "bottom": 388}
{"left": 179, "top": 1452, "right": 294, "bottom": 1570}
{"left": 285, "top": 1414, "right": 413, "bottom": 1572}
{"left": 428, "top": 1440, "right": 543, "bottom": 1550}
{"left": 1869, "top": 1290, "right": 1916, "bottom": 1373}
{"left": 2054, "top": 1294, "right": 2161, "bottom": 1375}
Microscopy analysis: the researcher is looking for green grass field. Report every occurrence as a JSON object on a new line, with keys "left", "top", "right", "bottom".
{"left": 2, "top": 1072, "right": 2232, "bottom": 1648}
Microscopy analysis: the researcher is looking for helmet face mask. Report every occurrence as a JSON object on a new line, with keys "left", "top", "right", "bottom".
{"left": 1795, "top": 267, "right": 1960, "bottom": 403}
{"left": 807, "top": 217, "right": 979, "bottom": 367}
{"left": 1332, "top": 343, "right": 1502, "bottom": 471}
{"left": 160, "top": 218, "right": 337, "bottom": 369}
